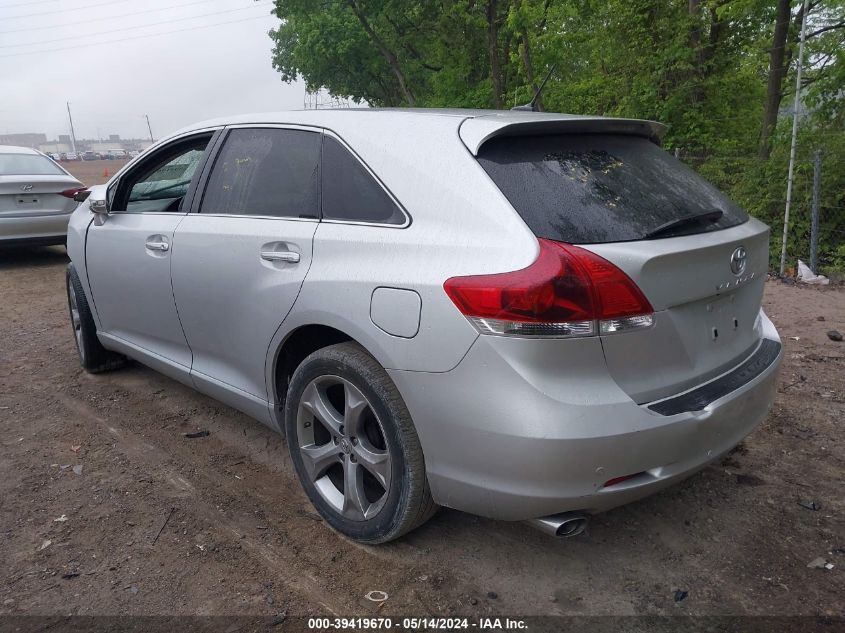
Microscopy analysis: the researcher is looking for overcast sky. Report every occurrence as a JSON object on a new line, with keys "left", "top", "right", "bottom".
{"left": 0, "top": 0, "right": 309, "bottom": 141}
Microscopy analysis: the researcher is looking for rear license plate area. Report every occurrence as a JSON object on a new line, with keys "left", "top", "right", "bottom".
{"left": 706, "top": 294, "right": 739, "bottom": 342}
{"left": 16, "top": 195, "right": 41, "bottom": 208}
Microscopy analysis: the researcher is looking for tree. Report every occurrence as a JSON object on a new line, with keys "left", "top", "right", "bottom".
{"left": 268, "top": 0, "right": 845, "bottom": 270}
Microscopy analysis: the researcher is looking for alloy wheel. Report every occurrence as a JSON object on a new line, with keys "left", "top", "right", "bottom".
{"left": 296, "top": 375, "right": 392, "bottom": 521}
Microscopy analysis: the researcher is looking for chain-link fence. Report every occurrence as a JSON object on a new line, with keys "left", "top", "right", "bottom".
{"left": 676, "top": 147, "right": 845, "bottom": 280}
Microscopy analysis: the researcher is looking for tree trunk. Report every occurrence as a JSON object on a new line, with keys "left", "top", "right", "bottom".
{"left": 687, "top": 0, "right": 706, "bottom": 106}
{"left": 759, "top": 0, "right": 792, "bottom": 159}
{"left": 346, "top": 0, "right": 415, "bottom": 106}
{"left": 487, "top": 0, "right": 503, "bottom": 109}
{"left": 513, "top": 0, "right": 542, "bottom": 111}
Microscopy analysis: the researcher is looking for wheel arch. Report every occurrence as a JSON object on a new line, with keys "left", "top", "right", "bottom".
{"left": 269, "top": 323, "right": 361, "bottom": 422}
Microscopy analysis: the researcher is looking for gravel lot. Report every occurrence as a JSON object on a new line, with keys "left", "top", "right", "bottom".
{"left": 0, "top": 167, "right": 842, "bottom": 621}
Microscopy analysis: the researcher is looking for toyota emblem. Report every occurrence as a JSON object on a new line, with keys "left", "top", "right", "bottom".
{"left": 730, "top": 246, "right": 747, "bottom": 276}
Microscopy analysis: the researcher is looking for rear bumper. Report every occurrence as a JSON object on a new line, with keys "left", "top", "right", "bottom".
{"left": 0, "top": 212, "right": 72, "bottom": 244}
{"left": 389, "top": 310, "right": 781, "bottom": 521}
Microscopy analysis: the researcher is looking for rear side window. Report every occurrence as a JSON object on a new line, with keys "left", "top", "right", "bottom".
{"left": 0, "top": 153, "right": 64, "bottom": 176}
{"left": 321, "top": 136, "right": 405, "bottom": 225}
{"left": 201, "top": 128, "right": 320, "bottom": 219}
{"left": 477, "top": 134, "right": 747, "bottom": 243}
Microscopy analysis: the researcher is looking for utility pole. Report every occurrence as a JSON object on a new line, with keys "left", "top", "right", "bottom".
{"left": 810, "top": 149, "right": 822, "bottom": 274}
{"left": 779, "top": 0, "right": 809, "bottom": 276}
{"left": 145, "top": 114, "right": 154, "bottom": 143}
{"left": 66, "top": 101, "right": 77, "bottom": 154}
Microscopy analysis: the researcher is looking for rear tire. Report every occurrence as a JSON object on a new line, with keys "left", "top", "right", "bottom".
{"left": 285, "top": 342, "right": 437, "bottom": 543}
{"left": 66, "top": 264, "right": 125, "bottom": 373}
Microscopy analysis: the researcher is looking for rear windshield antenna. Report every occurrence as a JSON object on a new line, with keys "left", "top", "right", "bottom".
{"left": 511, "top": 65, "right": 556, "bottom": 112}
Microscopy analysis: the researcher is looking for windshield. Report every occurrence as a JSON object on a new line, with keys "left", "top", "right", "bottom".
{"left": 477, "top": 134, "right": 748, "bottom": 243}
{"left": 0, "top": 153, "right": 65, "bottom": 176}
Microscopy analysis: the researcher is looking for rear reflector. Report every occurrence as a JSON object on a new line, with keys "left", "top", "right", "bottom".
{"left": 60, "top": 187, "right": 87, "bottom": 199}
{"left": 444, "top": 239, "right": 653, "bottom": 338}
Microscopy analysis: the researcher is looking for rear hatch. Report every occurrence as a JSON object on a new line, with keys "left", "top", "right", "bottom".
{"left": 0, "top": 153, "right": 82, "bottom": 217}
{"left": 474, "top": 130, "right": 768, "bottom": 404}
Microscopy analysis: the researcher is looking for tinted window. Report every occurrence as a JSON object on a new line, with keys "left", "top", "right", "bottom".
{"left": 0, "top": 153, "right": 64, "bottom": 176}
{"left": 201, "top": 128, "right": 320, "bottom": 219}
{"left": 321, "top": 136, "right": 405, "bottom": 225}
{"left": 478, "top": 134, "right": 747, "bottom": 244}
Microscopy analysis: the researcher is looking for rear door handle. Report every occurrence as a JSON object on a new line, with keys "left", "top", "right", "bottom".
{"left": 145, "top": 240, "right": 170, "bottom": 252}
{"left": 260, "top": 250, "right": 300, "bottom": 263}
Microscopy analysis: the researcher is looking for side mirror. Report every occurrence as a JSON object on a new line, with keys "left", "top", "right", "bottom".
{"left": 73, "top": 189, "right": 91, "bottom": 202}
{"left": 89, "top": 198, "right": 108, "bottom": 214}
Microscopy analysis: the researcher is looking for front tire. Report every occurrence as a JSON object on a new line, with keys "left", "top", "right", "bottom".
{"left": 66, "top": 264, "right": 125, "bottom": 373}
{"left": 285, "top": 342, "right": 436, "bottom": 543}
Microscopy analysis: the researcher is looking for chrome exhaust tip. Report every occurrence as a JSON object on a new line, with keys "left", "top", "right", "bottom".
{"left": 526, "top": 512, "right": 589, "bottom": 538}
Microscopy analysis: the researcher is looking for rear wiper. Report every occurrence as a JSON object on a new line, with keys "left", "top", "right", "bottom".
{"left": 644, "top": 209, "right": 723, "bottom": 239}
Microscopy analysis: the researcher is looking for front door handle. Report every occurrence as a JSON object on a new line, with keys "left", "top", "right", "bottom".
{"left": 260, "top": 250, "right": 300, "bottom": 263}
{"left": 145, "top": 240, "right": 170, "bottom": 252}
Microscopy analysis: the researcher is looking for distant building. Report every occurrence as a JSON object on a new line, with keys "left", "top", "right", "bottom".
{"left": 39, "top": 143, "right": 73, "bottom": 153}
{"left": 89, "top": 142, "right": 123, "bottom": 151}
{"left": 0, "top": 132, "right": 48, "bottom": 148}
{"left": 6, "top": 131, "right": 153, "bottom": 155}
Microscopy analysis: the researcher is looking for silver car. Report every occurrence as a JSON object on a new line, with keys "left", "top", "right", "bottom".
{"left": 65, "top": 109, "right": 782, "bottom": 543}
{"left": 1, "top": 145, "right": 85, "bottom": 246}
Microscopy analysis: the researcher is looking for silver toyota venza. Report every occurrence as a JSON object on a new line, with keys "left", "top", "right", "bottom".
{"left": 65, "top": 109, "right": 782, "bottom": 543}
{"left": 1, "top": 145, "right": 85, "bottom": 246}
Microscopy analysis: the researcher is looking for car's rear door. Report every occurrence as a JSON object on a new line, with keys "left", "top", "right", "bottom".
{"left": 170, "top": 126, "right": 321, "bottom": 421}
{"left": 84, "top": 131, "right": 217, "bottom": 381}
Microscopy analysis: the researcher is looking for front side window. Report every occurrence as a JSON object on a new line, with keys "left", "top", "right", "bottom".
{"left": 128, "top": 149, "right": 206, "bottom": 205}
{"left": 113, "top": 134, "right": 212, "bottom": 213}
{"left": 321, "top": 136, "right": 405, "bottom": 225}
{"left": 200, "top": 128, "right": 320, "bottom": 219}
{"left": 0, "top": 153, "right": 64, "bottom": 176}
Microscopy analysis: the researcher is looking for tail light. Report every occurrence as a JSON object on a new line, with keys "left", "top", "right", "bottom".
{"left": 443, "top": 239, "right": 654, "bottom": 338}
{"left": 60, "top": 187, "right": 87, "bottom": 199}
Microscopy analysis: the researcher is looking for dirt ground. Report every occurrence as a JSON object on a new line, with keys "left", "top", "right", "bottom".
{"left": 1, "top": 198, "right": 843, "bottom": 621}
{"left": 61, "top": 159, "right": 129, "bottom": 187}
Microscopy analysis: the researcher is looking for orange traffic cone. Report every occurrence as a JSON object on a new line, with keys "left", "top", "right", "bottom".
{"left": 102, "top": 168, "right": 109, "bottom": 178}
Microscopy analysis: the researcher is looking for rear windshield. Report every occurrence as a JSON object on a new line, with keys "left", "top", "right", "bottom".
{"left": 0, "top": 153, "right": 65, "bottom": 176}
{"left": 477, "top": 134, "right": 747, "bottom": 244}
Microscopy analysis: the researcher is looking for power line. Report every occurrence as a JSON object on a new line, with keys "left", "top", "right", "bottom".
{"left": 1, "top": 0, "right": 132, "bottom": 20}
{"left": 0, "top": 0, "right": 239, "bottom": 35}
{"left": 0, "top": 2, "right": 272, "bottom": 47}
{"left": 0, "top": 14, "right": 270, "bottom": 58}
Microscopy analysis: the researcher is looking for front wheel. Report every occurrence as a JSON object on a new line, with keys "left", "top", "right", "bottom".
{"left": 285, "top": 342, "right": 436, "bottom": 543}
{"left": 66, "top": 264, "right": 125, "bottom": 373}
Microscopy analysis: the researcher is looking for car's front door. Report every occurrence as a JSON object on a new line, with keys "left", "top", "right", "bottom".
{"left": 85, "top": 132, "right": 217, "bottom": 380}
{"left": 170, "top": 126, "right": 320, "bottom": 420}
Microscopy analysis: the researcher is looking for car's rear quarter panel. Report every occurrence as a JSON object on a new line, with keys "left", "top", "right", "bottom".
{"left": 268, "top": 113, "right": 540, "bottom": 378}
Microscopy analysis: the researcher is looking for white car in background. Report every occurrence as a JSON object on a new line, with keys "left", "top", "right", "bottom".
{"left": 0, "top": 145, "right": 85, "bottom": 246}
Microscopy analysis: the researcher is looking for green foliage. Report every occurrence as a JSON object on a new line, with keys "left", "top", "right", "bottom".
{"left": 723, "top": 122, "right": 845, "bottom": 273}
{"left": 269, "top": 0, "right": 845, "bottom": 270}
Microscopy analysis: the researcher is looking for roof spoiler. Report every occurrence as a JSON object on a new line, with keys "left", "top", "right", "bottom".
{"left": 458, "top": 115, "right": 666, "bottom": 156}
